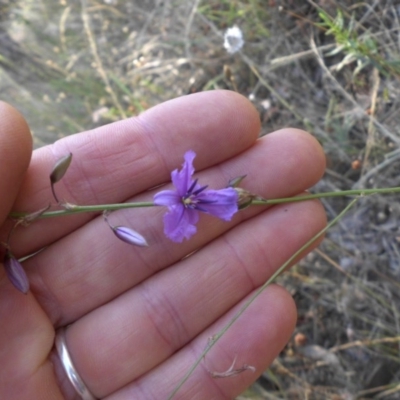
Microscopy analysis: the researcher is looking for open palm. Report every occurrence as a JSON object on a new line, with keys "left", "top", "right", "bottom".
{"left": 0, "top": 91, "right": 326, "bottom": 399}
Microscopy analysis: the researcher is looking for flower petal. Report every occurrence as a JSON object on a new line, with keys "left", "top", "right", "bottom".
{"left": 171, "top": 150, "right": 196, "bottom": 196}
{"left": 154, "top": 189, "right": 181, "bottom": 206}
{"left": 163, "top": 205, "right": 199, "bottom": 242}
{"left": 197, "top": 188, "right": 238, "bottom": 220}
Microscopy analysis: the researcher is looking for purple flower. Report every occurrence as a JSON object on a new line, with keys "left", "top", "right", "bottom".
{"left": 154, "top": 150, "right": 238, "bottom": 242}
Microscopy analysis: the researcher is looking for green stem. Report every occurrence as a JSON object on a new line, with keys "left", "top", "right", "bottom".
{"left": 252, "top": 186, "right": 400, "bottom": 205}
{"left": 8, "top": 186, "right": 400, "bottom": 220}
{"left": 167, "top": 197, "right": 359, "bottom": 400}
{"left": 9, "top": 202, "right": 156, "bottom": 219}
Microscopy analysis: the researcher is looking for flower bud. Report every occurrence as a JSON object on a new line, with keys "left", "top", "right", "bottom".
{"left": 50, "top": 153, "right": 72, "bottom": 184}
{"left": 112, "top": 226, "right": 148, "bottom": 247}
{"left": 3, "top": 251, "right": 29, "bottom": 294}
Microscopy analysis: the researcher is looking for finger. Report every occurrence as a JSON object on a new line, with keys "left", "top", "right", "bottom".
{"left": 107, "top": 285, "right": 296, "bottom": 400}
{"left": 7, "top": 90, "right": 260, "bottom": 255}
{"left": 0, "top": 103, "right": 62, "bottom": 399}
{"left": 0, "top": 102, "right": 32, "bottom": 224}
{"left": 26, "top": 127, "right": 325, "bottom": 326}
{"left": 54, "top": 198, "right": 326, "bottom": 396}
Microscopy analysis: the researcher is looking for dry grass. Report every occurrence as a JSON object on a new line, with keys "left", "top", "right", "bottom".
{"left": 1, "top": 0, "right": 400, "bottom": 398}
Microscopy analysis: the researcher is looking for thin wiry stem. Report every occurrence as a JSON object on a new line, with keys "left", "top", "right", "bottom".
{"left": 8, "top": 185, "right": 400, "bottom": 220}
{"left": 252, "top": 186, "right": 400, "bottom": 205}
{"left": 167, "top": 198, "right": 359, "bottom": 399}
{"left": 50, "top": 183, "right": 60, "bottom": 204}
{"left": 9, "top": 202, "right": 156, "bottom": 220}
{"left": 80, "top": 0, "right": 126, "bottom": 119}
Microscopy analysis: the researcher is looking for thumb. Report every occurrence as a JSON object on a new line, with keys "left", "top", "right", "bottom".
{"left": 0, "top": 102, "right": 32, "bottom": 224}
{"left": 0, "top": 103, "right": 63, "bottom": 398}
{"left": 0, "top": 102, "right": 32, "bottom": 293}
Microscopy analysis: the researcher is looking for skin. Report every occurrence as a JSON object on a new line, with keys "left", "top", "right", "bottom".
{"left": 0, "top": 90, "right": 326, "bottom": 400}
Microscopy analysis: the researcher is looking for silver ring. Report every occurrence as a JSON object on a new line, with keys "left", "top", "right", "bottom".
{"left": 55, "top": 328, "right": 97, "bottom": 400}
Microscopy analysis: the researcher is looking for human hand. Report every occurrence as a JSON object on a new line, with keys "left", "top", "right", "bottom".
{"left": 0, "top": 90, "right": 326, "bottom": 399}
